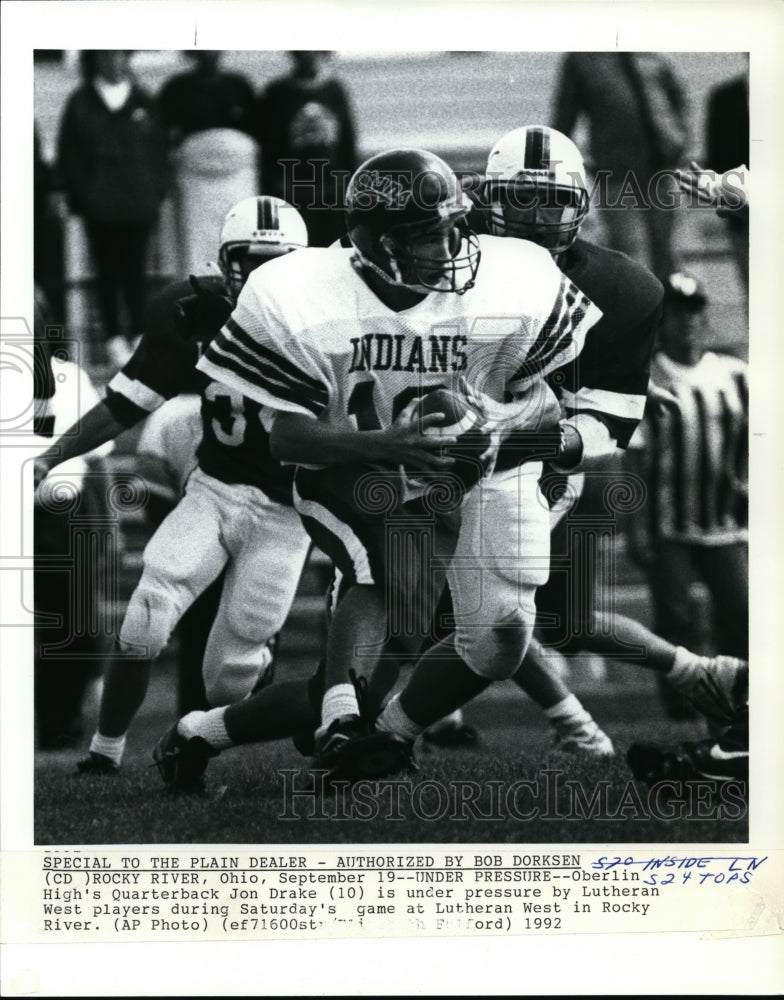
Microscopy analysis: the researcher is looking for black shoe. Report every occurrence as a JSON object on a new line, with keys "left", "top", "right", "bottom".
{"left": 312, "top": 716, "right": 415, "bottom": 782}
{"left": 422, "top": 719, "right": 480, "bottom": 748}
{"left": 76, "top": 751, "right": 120, "bottom": 775}
{"left": 628, "top": 706, "right": 748, "bottom": 786}
{"left": 689, "top": 704, "right": 748, "bottom": 782}
{"left": 627, "top": 741, "right": 703, "bottom": 785}
{"left": 152, "top": 724, "right": 219, "bottom": 794}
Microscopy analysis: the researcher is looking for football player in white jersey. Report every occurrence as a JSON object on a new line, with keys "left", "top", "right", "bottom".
{"left": 191, "top": 147, "right": 602, "bottom": 781}
{"left": 35, "top": 197, "right": 315, "bottom": 775}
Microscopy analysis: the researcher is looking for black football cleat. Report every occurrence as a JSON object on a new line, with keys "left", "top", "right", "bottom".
{"left": 152, "top": 724, "right": 219, "bottom": 794}
{"left": 312, "top": 716, "right": 415, "bottom": 783}
{"left": 628, "top": 705, "right": 748, "bottom": 786}
{"left": 76, "top": 751, "right": 120, "bottom": 775}
{"left": 310, "top": 669, "right": 416, "bottom": 783}
{"left": 689, "top": 704, "right": 748, "bottom": 782}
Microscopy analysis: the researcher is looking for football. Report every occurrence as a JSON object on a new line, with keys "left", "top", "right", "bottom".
{"left": 415, "top": 387, "right": 492, "bottom": 491}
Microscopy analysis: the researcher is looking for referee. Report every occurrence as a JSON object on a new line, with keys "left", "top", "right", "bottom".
{"left": 627, "top": 272, "right": 748, "bottom": 663}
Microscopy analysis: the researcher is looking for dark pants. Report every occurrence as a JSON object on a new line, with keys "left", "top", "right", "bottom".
{"left": 648, "top": 539, "right": 748, "bottom": 658}
{"left": 84, "top": 220, "right": 154, "bottom": 340}
{"left": 35, "top": 497, "right": 107, "bottom": 748}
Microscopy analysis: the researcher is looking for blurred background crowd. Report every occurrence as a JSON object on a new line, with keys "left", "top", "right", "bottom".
{"left": 32, "top": 49, "right": 748, "bottom": 749}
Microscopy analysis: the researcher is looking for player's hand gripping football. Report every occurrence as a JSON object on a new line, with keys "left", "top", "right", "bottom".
{"left": 380, "top": 397, "right": 458, "bottom": 471}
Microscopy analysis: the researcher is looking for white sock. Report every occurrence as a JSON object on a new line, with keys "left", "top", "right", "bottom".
{"left": 544, "top": 694, "right": 592, "bottom": 729}
{"left": 90, "top": 732, "right": 126, "bottom": 766}
{"left": 376, "top": 695, "right": 423, "bottom": 742}
{"left": 177, "top": 709, "right": 232, "bottom": 751}
{"left": 318, "top": 684, "right": 359, "bottom": 736}
{"left": 667, "top": 647, "right": 704, "bottom": 689}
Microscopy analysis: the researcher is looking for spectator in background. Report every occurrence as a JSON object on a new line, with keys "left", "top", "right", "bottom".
{"left": 34, "top": 123, "right": 65, "bottom": 325}
{"left": 257, "top": 51, "right": 358, "bottom": 247}
{"left": 33, "top": 292, "right": 114, "bottom": 748}
{"left": 625, "top": 273, "right": 748, "bottom": 677}
{"left": 58, "top": 50, "right": 169, "bottom": 368}
{"left": 705, "top": 67, "right": 749, "bottom": 294}
{"left": 157, "top": 51, "right": 255, "bottom": 145}
{"left": 552, "top": 52, "right": 688, "bottom": 283}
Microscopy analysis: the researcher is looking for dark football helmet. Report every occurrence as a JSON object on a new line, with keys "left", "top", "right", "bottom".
{"left": 219, "top": 196, "right": 308, "bottom": 300}
{"left": 483, "top": 126, "right": 590, "bottom": 256}
{"left": 346, "top": 148, "right": 480, "bottom": 295}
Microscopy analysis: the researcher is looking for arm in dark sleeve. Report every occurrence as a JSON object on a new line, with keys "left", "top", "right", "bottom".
{"left": 559, "top": 292, "right": 662, "bottom": 450}
{"left": 551, "top": 54, "right": 583, "bottom": 137}
{"left": 104, "top": 282, "right": 205, "bottom": 425}
{"left": 57, "top": 93, "right": 91, "bottom": 214}
{"left": 333, "top": 82, "right": 358, "bottom": 176}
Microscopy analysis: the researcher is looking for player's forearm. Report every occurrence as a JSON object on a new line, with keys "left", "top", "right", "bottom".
{"left": 270, "top": 412, "right": 386, "bottom": 467}
{"left": 36, "top": 400, "right": 131, "bottom": 476}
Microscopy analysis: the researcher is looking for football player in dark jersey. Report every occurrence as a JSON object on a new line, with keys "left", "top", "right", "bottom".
{"left": 461, "top": 126, "right": 747, "bottom": 743}
{"left": 35, "top": 196, "right": 315, "bottom": 773}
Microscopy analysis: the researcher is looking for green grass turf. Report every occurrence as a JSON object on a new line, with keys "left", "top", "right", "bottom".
{"left": 35, "top": 684, "right": 747, "bottom": 846}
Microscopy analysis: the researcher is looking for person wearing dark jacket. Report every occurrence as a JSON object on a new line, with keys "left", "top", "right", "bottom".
{"left": 157, "top": 50, "right": 256, "bottom": 144}
{"left": 58, "top": 50, "right": 170, "bottom": 363}
{"left": 256, "top": 51, "right": 357, "bottom": 247}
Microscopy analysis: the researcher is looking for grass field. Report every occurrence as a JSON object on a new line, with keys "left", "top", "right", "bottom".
{"left": 35, "top": 666, "right": 748, "bottom": 846}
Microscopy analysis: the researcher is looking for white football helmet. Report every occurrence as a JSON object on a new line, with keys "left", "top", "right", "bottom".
{"left": 483, "top": 126, "right": 589, "bottom": 256}
{"left": 219, "top": 196, "right": 308, "bottom": 299}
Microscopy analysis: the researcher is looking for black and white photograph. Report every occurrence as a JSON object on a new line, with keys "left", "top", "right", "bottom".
{"left": 2, "top": 1, "right": 783, "bottom": 996}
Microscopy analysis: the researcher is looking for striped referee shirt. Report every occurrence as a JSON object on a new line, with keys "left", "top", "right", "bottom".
{"left": 631, "top": 351, "right": 748, "bottom": 545}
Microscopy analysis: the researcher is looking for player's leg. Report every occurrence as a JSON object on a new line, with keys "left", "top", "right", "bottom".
{"left": 152, "top": 677, "right": 320, "bottom": 794}
{"left": 297, "top": 465, "right": 461, "bottom": 779}
{"left": 510, "top": 500, "right": 613, "bottom": 755}
{"left": 199, "top": 490, "right": 311, "bottom": 705}
{"left": 419, "top": 583, "right": 481, "bottom": 747}
{"left": 176, "top": 575, "right": 223, "bottom": 714}
{"left": 695, "top": 541, "right": 749, "bottom": 659}
{"left": 378, "top": 468, "right": 548, "bottom": 749}
{"left": 169, "top": 493, "right": 314, "bottom": 758}
{"left": 292, "top": 468, "right": 432, "bottom": 762}
{"left": 577, "top": 537, "right": 747, "bottom": 721}
{"left": 78, "top": 472, "right": 229, "bottom": 771}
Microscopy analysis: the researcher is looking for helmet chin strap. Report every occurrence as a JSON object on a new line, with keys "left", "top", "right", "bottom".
{"left": 350, "top": 248, "right": 436, "bottom": 295}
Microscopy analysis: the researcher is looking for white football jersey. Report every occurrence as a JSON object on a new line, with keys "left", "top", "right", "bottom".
{"left": 198, "top": 235, "right": 602, "bottom": 436}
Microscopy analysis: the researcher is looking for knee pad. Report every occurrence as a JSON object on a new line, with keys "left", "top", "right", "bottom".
{"left": 456, "top": 606, "right": 535, "bottom": 681}
{"left": 119, "top": 587, "right": 177, "bottom": 659}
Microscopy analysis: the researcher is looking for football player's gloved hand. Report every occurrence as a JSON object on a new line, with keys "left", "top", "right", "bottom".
{"left": 491, "top": 382, "right": 567, "bottom": 469}
{"left": 677, "top": 160, "right": 748, "bottom": 218}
